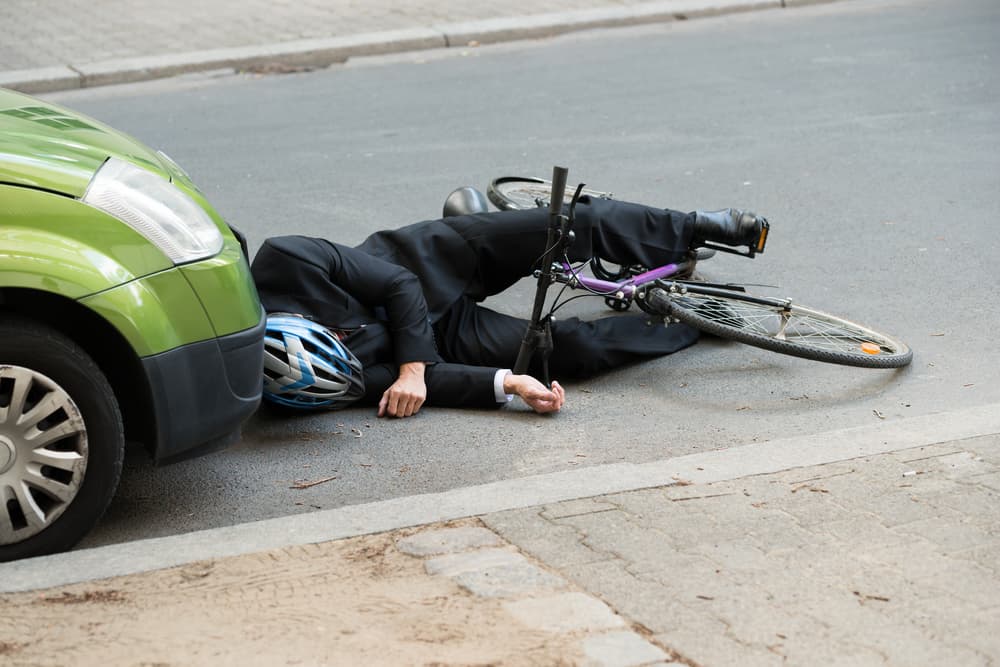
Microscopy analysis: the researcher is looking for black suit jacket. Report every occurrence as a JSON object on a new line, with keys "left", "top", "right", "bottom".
{"left": 251, "top": 234, "right": 501, "bottom": 408}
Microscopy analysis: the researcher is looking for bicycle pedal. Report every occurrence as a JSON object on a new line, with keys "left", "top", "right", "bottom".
{"left": 753, "top": 218, "right": 770, "bottom": 255}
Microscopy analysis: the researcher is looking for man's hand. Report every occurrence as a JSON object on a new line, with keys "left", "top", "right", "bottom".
{"left": 378, "top": 361, "right": 427, "bottom": 418}
{"left": 503, "top": 374, "right": 565, "bottom": 414}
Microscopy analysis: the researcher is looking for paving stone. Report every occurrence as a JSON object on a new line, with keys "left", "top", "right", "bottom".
{"left": 685, "top": 538, "right": 772, "bottom": 572}
{"left": 964, "top": 435, "right": 1000, "bottom": 465}
{"left": 768, "top": 491, "right": 853, "bottom": 527}
{"left": 503, "top": 592, "right": 626, "bottom": 633}
{"left": 952, "top": 539, "right": 1000, "bottom": 575}
{"left": 654, "top": 623, "right": 781, "bottom": 667}
{"left": 889, "top": 469, "right": 966, "bottom": 496}
{"left": 914, "top": 450, "right": 994, "bottom": 480}
{"left": 563, "top": 561, "right": 697, "bottom": 635}
{"left": 865, "top": 539, "right": 958, "bottom": 579}
{"left": 892, "top": 515, "right": 997, "bottom": 554}
{"left": 557, "top": 509, "right": 716, "bottom": 555}
{"left": 963, "top": 470, "right": 1000, "bottom": 492}
{"left": 452, "top": 560, "right": 568, "bottom": 598}
{"left": 395, "top": 526, "right": 503, "bottom": 556}
{"left": 818, "top": 515, "right": 902, "bottom": 545}
{"left": 540, "top": 497, "right": 619, "bottom": 520}
{"left": 483, "top": 509, "right": 617, "bottom": 569}
{"left": 908, "top": 559, "right": 999, "bottom": 609}
{"left": 424, "top": 547, "right": 524, "bottom": 576}
{"left": 722, "top": 604, "right": 835, "bottom": 659}
{"left": 739, "top": 513, "right": 832, "bottom": 555}
{"left": 851, "top": 489, "right": 947, "bottom": 527}
{"left": 844, "top": 621, "right": 993, "bottom": 667}
{"left": 921, "top": 483, "right": 1000, "bottom": 518}
{"left": 579, "top": 630, "right": 667, "bottom": 667}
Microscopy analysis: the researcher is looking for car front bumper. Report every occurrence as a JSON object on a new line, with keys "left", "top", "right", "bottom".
{"left": 142, "top": 309, "right": 265, "bottom": 464}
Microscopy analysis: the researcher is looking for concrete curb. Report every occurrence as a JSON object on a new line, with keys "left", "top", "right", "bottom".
{"left": 2, "top": 401, "right": 997, "bottom": 593}
{"left": 0, "top": 0, "right": 840, "bottom": 94}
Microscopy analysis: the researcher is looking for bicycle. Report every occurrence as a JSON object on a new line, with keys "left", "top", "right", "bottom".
{"left": 487, "top": 167, "right": 912, "bottom": 385}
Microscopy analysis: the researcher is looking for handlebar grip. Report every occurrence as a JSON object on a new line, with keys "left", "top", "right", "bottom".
{"left": 549, "top": 166, "right": 568, "bottom": 217}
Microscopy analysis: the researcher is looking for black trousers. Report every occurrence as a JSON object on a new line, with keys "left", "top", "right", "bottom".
{"left": 430, "top": 197, "right": 700, "bottom": 379}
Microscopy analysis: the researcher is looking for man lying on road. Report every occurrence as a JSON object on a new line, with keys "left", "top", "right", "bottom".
{"left": 250, "top": 193, "right": 767, "bottom": 417}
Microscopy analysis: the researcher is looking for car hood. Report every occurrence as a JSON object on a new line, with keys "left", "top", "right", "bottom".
{"left": 0, "top": 88, "right": 173, "bottom": 197}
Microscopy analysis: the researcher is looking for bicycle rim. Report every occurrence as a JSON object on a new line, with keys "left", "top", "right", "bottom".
{"left": 488, "top": 176, "right": 613, "bottom": 211}
{"left": 646, "top": 286, "right": 912, "bottom": 368}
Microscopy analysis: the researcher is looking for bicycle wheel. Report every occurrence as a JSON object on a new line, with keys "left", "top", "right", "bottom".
{"left": 488, "top": 176, "right": 613, "bottom": 211}
{"left": 645, "top": 284, "right": 912, "bottom": 368}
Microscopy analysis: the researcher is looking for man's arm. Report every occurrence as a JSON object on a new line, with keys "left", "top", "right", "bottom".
{"left": 364, "top": 363, "right": 564, "bottom": 414}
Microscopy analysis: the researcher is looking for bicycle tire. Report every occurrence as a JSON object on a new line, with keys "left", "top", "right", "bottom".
{"left": 488, "top": 176, "right": 613, "bottom": 211}
{"left": 645, "top": 285, "right": 912, "bottom": 368}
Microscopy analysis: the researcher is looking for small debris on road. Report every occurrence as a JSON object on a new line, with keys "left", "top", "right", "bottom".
{"left": 853, "top": 591, "right": 890, "bottom": 604}
{"left": 290, "top": 475, "right": 339, "bottom": 490}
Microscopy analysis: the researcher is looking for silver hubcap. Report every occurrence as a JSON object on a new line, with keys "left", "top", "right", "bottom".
{"left": 0, "top": 365, "right": 88, "bottom": 546}
{"left": 0, "top": 435, "right": 13, "bottom": 473}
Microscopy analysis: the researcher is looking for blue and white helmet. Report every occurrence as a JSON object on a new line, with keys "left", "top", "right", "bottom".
{"left": 262, "top": 313, "right": 365, "bottom": 410}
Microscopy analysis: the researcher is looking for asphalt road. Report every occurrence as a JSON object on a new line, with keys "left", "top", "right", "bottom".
{"left": 42, "top": 0, "right": 999, "bottom": 548}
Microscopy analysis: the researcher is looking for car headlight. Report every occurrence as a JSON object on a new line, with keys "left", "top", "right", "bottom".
{"left": 83, "top": 157, "right": 223, "bottom": 265}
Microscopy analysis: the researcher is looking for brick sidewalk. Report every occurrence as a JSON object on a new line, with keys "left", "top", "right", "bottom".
{"left": 0, "top": 0, "right": 665, "bottom": 71}
{"left": 0, "top": 0, "right": 808, "bottom": 92}
{"left": 486, "top": 435, "right": 1000, "bottom": 665}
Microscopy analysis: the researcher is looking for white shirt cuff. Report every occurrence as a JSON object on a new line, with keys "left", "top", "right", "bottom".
{"left": 494, "top": 369, "right": 513, "bottom": 404}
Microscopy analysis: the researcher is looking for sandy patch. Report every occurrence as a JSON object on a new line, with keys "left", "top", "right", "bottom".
{"left": 0, "top": 520, "right": 583, "bottom": 666}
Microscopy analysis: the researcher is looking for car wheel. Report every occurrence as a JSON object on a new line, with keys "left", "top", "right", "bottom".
{"left": 0, "top": 315, "right": 124, "bottom": 561}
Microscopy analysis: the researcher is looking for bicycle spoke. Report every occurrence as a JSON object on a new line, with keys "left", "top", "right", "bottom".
{"left": 662, "top": 289, "right": 911, "bottom": 367}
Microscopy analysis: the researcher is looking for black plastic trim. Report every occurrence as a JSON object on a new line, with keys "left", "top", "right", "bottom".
{"left": 141, "top": 309, "right": 266, "bottom": 465}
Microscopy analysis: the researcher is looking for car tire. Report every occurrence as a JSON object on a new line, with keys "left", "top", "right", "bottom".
{"left": 0, "top": 315, "right": 124, "bottom": 561}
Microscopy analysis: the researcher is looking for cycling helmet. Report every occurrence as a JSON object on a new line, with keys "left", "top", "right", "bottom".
{"left": 262, "top": 313, "right": 365, "bottom": 410}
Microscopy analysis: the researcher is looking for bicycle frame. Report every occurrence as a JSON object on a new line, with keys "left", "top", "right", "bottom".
{"left": 512, "top": 166, "right": 766, "bottom": 383}
{"left": 552, "top": 261, "right": 682, "bottom": 302}
{"left": 513, "top": 165, "right": 696, "bottom": 382}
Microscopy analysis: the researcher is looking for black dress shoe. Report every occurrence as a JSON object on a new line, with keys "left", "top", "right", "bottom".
{"left": 693, "top": 208, "right": 768, "bottom": 251}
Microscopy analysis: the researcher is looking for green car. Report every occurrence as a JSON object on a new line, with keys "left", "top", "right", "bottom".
{"left": 0, "top": 88, "right": 265, "bottom": 561}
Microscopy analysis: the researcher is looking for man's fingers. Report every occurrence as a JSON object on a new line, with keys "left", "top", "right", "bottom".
{"left": 552, "top": 381, "right": 565, "bottom": 409}
{"left": 378, "top": 388, "right": 426, "bottom": 418}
